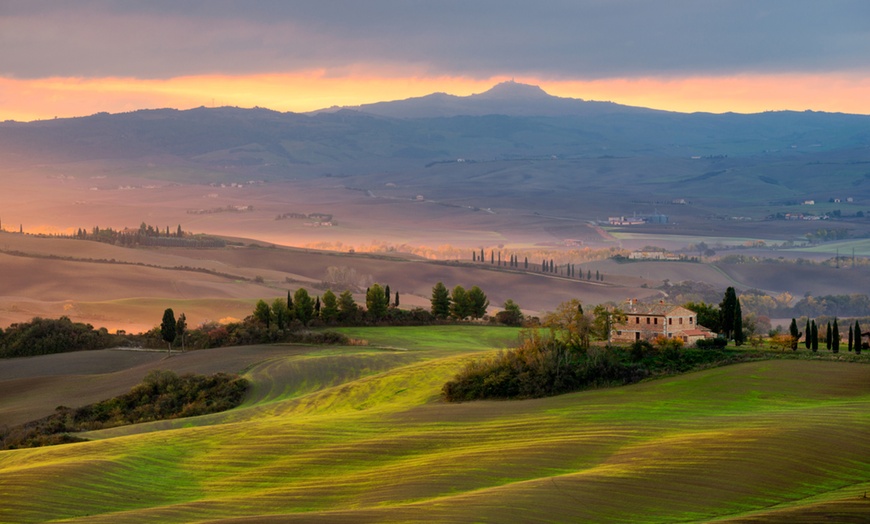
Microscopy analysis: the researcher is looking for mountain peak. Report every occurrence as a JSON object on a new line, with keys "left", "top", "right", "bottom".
{"left": 474, "top": 81, "right": 551, "bottom": 100}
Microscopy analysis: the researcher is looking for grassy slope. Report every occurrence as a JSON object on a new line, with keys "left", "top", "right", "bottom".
{"left": 0, "top": 326, "right": 868, "bottom": 523}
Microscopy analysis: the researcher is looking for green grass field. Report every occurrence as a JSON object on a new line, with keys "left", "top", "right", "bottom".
{"left": 1, "top": 326, "right": 869, "bottom": 523}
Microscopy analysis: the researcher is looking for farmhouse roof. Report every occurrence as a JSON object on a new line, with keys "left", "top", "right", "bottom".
{"left": 625, "top": 301, "right": 694, "bottom": 317}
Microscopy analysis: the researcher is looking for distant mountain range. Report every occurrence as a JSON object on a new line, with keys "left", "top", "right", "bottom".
{"left": 313, "top": 80, "right": 659, "bottom": 118}
{"left": 1, "top": 82, "right": 868, "bottom": 176}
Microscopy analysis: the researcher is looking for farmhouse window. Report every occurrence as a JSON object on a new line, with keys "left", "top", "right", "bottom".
{"left": 689, "top": 317, "right": 693, "bottom": 324}
{"left": 636, "top": 317, "right": 640, "bottom": 324}
{"left": 654, "top": 318, "right": 658, "bottom": 325}
{"left": 669, "top": 318, "right": 672, "bottom": 325}
{"left": 646, "top": 318, "right": 650, "bottom": 324}
{"left": 679, "top": 318, "right": 683, "bottom": 325}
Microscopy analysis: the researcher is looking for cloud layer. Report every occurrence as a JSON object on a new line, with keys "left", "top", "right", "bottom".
{"left": 3, "top": 0, "right": 869, "bottom": 80}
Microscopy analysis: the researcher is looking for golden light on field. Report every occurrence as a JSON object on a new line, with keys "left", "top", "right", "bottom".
{"left": 2, "top": 71, "right": 870, "bottom": 122}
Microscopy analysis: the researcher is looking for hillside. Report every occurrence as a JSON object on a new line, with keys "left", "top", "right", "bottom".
{"left": 0, "top": 326, "right": 868, "bottom": 522}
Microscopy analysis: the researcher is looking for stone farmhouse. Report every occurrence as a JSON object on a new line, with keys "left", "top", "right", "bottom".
{"left": 610, "top": 299, "right": 715, "bottom": 345}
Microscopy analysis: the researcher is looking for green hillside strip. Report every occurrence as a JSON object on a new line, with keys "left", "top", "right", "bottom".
{"left": 0, "top": 327, "right": 868, "bottom": 522}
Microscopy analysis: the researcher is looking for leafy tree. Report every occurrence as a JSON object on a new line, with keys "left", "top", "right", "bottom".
{"left": 591, "top": 305, "right": 626, "bottom": 342}
{"left": 176, "top": 313, "right": 187, "bottom": 352}
{"left": 543, "top": 299, "right": 591, "bottom": 351}
{"left": 684, "top": 301, "right": 722, "bottom": 334}
{"left": 496, "top": 299, "right": 523, "bottom": 326}
{"left": 832, "top": 318, "right": 840, "bottom": 353}
{"left": 366, "top": 283, "right": 389, "bottom": 320}
{"left": 467, "top": 286, "right": 489, "bottom": 319}
{"left": 337, "top": 290, "right": 358, "bottom": 322}
{"left": 271, "top": 298, "right": 290, "bottom": 330}
{"left": 450, "top": 285, "right": 471, "bottom": 320}
{"left": 293, "top": 288, "right": 314, "bottom": 326}
{"left": 253, "top": 300, "right": 271, "bottom": 328}
{"left": 430, "top": 282, "right": 450, "bottom": 319}
{"left": 321, "top": 290, "right": 339, "bottom": 323}
{"left": 160, "top": 308, "right": 176, "bottom": 353}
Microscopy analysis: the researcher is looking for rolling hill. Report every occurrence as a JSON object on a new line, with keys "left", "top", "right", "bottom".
{"left": 0, "top": 326, "right": 868, "bottom": 522}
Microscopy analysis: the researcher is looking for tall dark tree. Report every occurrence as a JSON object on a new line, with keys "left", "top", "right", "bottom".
{"left": 253, "top": 300, "right": 271, "bottom": 327}
{"left": 294, "top": 288, "right": 314, "bottom": 326}
{"left": 848, "top": 324, "right": 854, "bottom": 352}
{"left": 160, "top": 308, "right": 176, "bottom": 354}
{"left": 321, "top": 289, "right": 339, "bottom": 323}
{"left": 811, "top": 320, "right": 819, "bottom": 352}
{"left": 472, "top": 251, "right": 476, "bottom": 262}
{"left": 825, "top": 321, "right": 832, "bottom": 350}
{"left": 287, "top": 290, "right": 294, "bottom": 311}
{"left": 366, "top": 283, "right": 389, "bottom": 320}
{"left": 832, "top": 318, "right": 840, "bottom": 353}
{"left": 719, "top": 287, "right": 738, "bottom": 340}
{"left": 467, "top": 286, "right": 489, "bottom": 319}
{"left": 789, "top": 318, "right": 800, "bottom": 351}
{"left": 450, "top": 285, "right": 471, "bottom": 320}
{"left": 314, "top": 295, "right": 321, "bottom": 315}
{"left": 337, "top": 290, "right": 358, "bottom": 323}
{"left": 431, "top": 282, "right": 450, "bottom": 319}
{"left": 384, "top": 285, "right": 391, "bottom": 304}
{"left": 271, "top": 298, "right": 289, "bottom": 329}
{"left": 855, "top": 320, "right": 863, "bottom": 354}
{"left": 733, "top": 298, "right": 744, "bottom": 346}
{"left": 394, "top": 291, "right": 400, "bottom": 308}
{"left": 805, "top": 319, "right": 811, "bottom": 349}
{"left": 524, "top": 257, "right": 528, "bottom": 269}
{"left": 176, "top": 313, "right": 187, "bottom": 352}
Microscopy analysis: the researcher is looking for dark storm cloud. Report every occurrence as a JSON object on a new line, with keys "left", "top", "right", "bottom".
{"left": 2, "top": 0, "right": 868, "bottom": 79}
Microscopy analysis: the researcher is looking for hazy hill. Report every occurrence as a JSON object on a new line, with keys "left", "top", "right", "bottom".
{"left": 2, "top": 82, "right": 868, "bottom": 173}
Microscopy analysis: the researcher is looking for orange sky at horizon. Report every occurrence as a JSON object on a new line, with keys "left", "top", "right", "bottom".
{"left": 2, "top": 71, "right": 870, "bottom": 122}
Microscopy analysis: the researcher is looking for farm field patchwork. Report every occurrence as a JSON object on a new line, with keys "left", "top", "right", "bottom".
{"left": 0, "top": 326, "right": 868, "bottom": 522}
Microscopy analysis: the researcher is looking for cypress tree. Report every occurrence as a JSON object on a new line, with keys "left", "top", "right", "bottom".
{"left": 789, "top": 318, "right": 799, "bottom": 351}
{"left": 733, "top": 299, "right": 744, "bottom": 346}
{"left": 160, "top": 308, "right": 176, "bottom": 354}
{"left": 826, "top": 322, "right": 832, "bottom": 350}
{"left": 524, "top": 257, "right": 528, "bottom": 269}
{"left": 811, "top": 320, "right": 818, "bottom": 352}
{"left": 855, "top": 320, "right": 862, "bottom": 354}
{"left": 848, "top": 324, "right": 853, "bottom": 352}
{"left": 720, "top": 287, "right": 737, "bottom": 340}
{"left": 472, "top": 251, "right": 476, "bottom": 262}
{"left": 805, "top": 319, "right": 811, "bottom": 349}
{"left": 394, "top": 291, "right": 400, "bottom": 308}
{"left": 832, "top": 318, "right": 840, "bottom": 353}
{"left": 384, "top": 285, "right": 391, "bottom": 304}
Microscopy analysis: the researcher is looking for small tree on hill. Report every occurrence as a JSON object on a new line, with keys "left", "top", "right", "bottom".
{"left": 789, "top": 318, "right": 800, "bottom": 351}
{"left": 431, "top": 282, "right": 450, "bottom": 319}
{"left": 496, "top": 299, "right": 523, "bottom": 326}
{"left": 450, "top": 285, "right": 471, "bottom": 320}
{"left": 294, "top": 288, "right": 314, "bottom": 326}
{"left": 366, "top": 283, "right": 389, "bottom": 321}
{"left": 337, "top": 290, "right": 358, "bottom": 323}
{"left": 160, "top": 308, "right": 176, "bottom": 354}
{"left": 467, "top": 286, "right": 489, "bottom": 319}
{"left": 271, "top": 298, "right": 290, "bottom": 330}
{"left": 321, "top": 289, "right": 339, "bottom": 323}
{"left": 253, "top": 299, "right": 271, "bottom": 328}
{"left": 176, "top": 313, "right": 187, "bottom": 352}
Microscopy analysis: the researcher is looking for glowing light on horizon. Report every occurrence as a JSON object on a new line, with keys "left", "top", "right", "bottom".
{"left": 2, "top": 71, "right": 870, "bottom": 122}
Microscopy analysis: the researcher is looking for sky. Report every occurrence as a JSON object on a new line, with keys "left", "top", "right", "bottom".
{"left": 2, "top": 0, "right": 870, "bottom": 121}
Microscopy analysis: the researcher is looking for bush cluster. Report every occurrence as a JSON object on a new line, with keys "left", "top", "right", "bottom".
{"left": 0, "top": 370, "right": 249, "bottom": 449}
{"left": 0, "top": 317, "right": 119, "bottom": 358}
